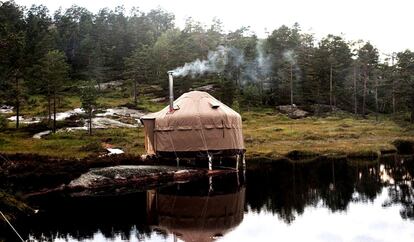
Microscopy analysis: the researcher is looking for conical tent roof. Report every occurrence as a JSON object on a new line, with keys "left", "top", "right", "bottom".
{"left": 141, "top": 91, "right": 244, "bottom": 155}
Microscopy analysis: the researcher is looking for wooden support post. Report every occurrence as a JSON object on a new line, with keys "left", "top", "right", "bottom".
{"left": 236, "top": 154, "right": 239, "bottom": 171}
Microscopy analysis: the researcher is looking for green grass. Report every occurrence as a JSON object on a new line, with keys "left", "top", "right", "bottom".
{"left": 0, "top": 127, "right": 145, "bottom": 158}
{"left": 1, "top": 83, "right": 413, "bottom": 159}
{"left": 242, "top": 111, "right": 414, "bottom": 159}
{"left": 1, "top": 111, "right": 412, "bottom": 159}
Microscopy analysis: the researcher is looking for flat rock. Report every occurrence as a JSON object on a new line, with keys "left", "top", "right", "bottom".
{"left": 67, "top": 165, "right": 197, "bottom": 191}
{"left": 276, "top": 105, "right": 309, "bottom": 119}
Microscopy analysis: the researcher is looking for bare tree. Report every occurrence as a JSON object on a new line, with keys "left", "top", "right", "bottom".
{"left": 353, "top": 65, "right": 358, "bottom": 115}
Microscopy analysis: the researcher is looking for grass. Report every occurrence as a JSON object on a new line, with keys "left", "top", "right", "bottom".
{"left": 1, "top": 110, "right": 412, "bottom": 160}
{"left": 0, "top": 127, "right": 145, "bottom": 158}
{"left": 242, "top": 110, "right": 414, "bottom": 159}
{"left": 0, "top": 83, "right": 164, "bottom": 158}
{"left": 1, "top": 83, "right": 413, "bottom": 160}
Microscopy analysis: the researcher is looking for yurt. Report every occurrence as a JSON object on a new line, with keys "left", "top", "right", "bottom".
{"left": 140, "top": 89, "right": 245, "bottom": 159}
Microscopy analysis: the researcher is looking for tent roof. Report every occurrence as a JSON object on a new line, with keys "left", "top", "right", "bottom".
{"left": 141, "top": 91, "right": 241, "bottom": 122}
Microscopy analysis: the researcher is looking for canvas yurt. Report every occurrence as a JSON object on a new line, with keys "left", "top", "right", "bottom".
{"left": 140, "top": 90, "right": 245, "bottom": 159}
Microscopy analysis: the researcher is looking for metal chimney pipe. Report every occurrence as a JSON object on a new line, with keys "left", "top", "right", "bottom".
{"left": 168, "top": 71, "right": 174, "bottom": 112}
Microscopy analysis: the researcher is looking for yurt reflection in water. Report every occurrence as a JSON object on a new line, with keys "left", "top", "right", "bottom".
{"left": 24, "top": 173, "right": 245, "bottom": 242}
{"left": 147, "top": 174, "right": 245, "bottom": 242}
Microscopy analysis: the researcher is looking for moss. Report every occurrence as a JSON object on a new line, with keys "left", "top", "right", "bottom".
{"left": 0, "top": 191, "right": 33, "bottom": 222}
{"left": 0, "top": 138, "right": 9, "bottom": 146}
{"left": 78, "top": 141, "right": 106, "bottom": 153}
{"left": 347, "top": 150, "right": 380, "bottom": 159}
{"left": 380, "top": 148, "right": 397, "bottom": 155}
{"left": 286, "top": 150, "right": 320, "bottom": 160}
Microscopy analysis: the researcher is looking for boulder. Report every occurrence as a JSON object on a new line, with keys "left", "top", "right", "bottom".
{"left": 276, "top": 105, "right": 309, "bottom": 119}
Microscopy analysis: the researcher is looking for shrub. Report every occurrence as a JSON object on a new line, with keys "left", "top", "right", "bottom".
{"left": 392, "top": 139, "right": 414, "bottom": 154}
{"left": 0, "top": 115, "right": 8, "bottom": 131}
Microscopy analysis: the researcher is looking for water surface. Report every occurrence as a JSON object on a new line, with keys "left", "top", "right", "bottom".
{"left": 20, "top": 156, "right": 414, "bottom": 241}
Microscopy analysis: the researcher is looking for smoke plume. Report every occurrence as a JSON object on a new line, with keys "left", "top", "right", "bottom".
{"left": 169, "top": 42, "right": 274, "bottom": 85}
{"left": 171, "top": 46, "right": 234, "bottom": 77}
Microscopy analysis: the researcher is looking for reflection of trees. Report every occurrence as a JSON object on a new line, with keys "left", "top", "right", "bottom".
{"left": 25, "top": 192, "right": 157, "bottom": 241}
{"left": 246, "top": 159, "right": 356, "bottom": 223}
{"left": 246, "top": 155, "right": 414, "bottom": 223}
{"left": 382, "top": 156, "right": 414, "bottom": 220}
{"left": 353, "top": 161, "right": 382, "bottom": 202}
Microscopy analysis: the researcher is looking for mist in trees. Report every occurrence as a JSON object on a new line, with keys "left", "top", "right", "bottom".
{"left": 1, "top": 0, "right": 414, "bottom": 124}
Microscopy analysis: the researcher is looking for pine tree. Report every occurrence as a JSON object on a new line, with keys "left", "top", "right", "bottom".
{"left": 80, "top": 81, "right": 98, "bottom": 135}
{"left": 40, "top": 50, "right": 69, "bottom": 132}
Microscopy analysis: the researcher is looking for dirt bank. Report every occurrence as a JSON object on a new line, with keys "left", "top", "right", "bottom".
{"left": 0, "top": 153, "right": 150, "bottom": 192}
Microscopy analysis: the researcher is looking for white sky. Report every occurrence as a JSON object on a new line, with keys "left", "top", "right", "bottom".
{"left": 15, "top": 0, "right": 414, "bottom": 54}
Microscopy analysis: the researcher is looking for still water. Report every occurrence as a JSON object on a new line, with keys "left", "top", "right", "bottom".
{"left": 23, "top": 156, "right": 414, "bottom": 241}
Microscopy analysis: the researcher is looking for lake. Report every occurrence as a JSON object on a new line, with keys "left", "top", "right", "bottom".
{"left": 18, "top": 155, "right": 414, "bottom": 241}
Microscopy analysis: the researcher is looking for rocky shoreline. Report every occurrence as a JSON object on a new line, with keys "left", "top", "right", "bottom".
{"left": 0, "top": 153, "right": 235, "bottom": 228}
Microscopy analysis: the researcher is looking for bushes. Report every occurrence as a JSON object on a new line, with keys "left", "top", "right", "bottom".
{"left": 392, "top": 139, "right": 414, "bottom": 154}
{"left": 0, "top": 115, "right": 7, "bottom": 131}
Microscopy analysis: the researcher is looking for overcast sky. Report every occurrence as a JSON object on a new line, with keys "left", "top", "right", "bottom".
{"left": 14, "top": 0, "right": 414, "bottom": 54}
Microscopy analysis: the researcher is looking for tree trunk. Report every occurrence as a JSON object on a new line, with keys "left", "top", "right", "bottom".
{"left": 353, "top": 66, "right": 357, "bottom": 116}
{"left": 133, "top": 79, "right": 137, "bottom": 106}
{"left": 89, "top": 109, "right": 92, "bottom": 135}
{"left": 48, "top": 97, "right": 51, "bottom": 124}
{"left": 411, "top": 90, "right": 414, "bottom": 123}
{"left": 392, "top": 54, "right": 396, "bottom": 114}
{"left": 392, "top": 79, "right": 396, "bottom": 114}
{"left": 362, "top": 71, "right": 368, "bottom": 118}
{"left": 53, "top": 90, "right": 56, "bottom": 133}
{"left": 290, "top": 64, "right": 293, "bottom": 105}
{"left": 47, "top": 90, "right": 51, "bottom": 125}
{"left": 330, "top": 64, "right": 333, "bottom": 111}
{"left": 375, "top": 77, "right": 379, "bottom": 121}
{"left": 15, "top": 76, "right": 19, "bottom": 129}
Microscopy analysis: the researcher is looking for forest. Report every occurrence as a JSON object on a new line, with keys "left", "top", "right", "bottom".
{"left": 1, "top": 0, "right": 414, "bottom": 131}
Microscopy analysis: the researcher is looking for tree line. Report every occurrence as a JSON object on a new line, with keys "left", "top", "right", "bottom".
{"left": 1, "top": 0, "right": 413, "bottom": 126}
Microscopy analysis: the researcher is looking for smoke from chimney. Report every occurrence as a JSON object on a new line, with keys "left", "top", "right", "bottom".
{"left": 168, "top": 43, "right": 301, "bottom": 89}
{"left": 169, "top": 45, "right": 232, "bottom": 77}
